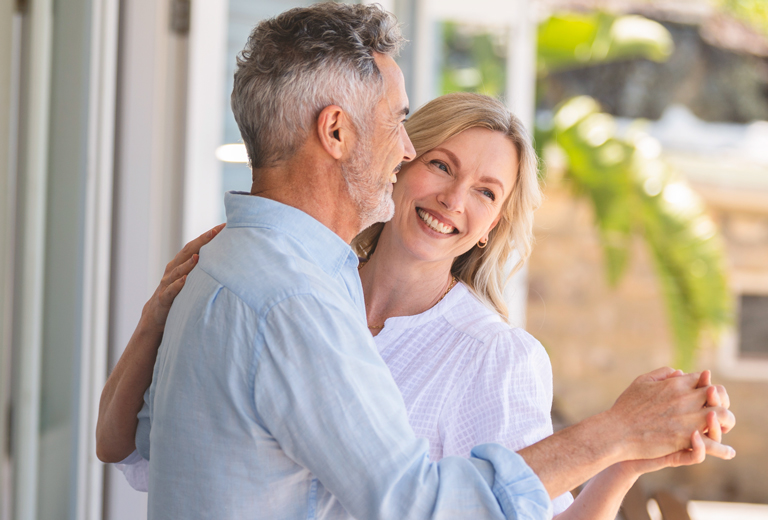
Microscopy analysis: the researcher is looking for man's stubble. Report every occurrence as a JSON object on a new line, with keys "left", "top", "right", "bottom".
{"left": 340, "top": 129, "right": 396, "bottom": 233}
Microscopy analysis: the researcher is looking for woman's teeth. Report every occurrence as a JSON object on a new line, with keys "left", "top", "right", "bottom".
{"left": 417, "top": 209, "right": 455, "bottom": 234}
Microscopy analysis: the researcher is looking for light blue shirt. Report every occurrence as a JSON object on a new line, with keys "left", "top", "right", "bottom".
{"left": 136, "top": 192, "right": 552, "bottom": 519}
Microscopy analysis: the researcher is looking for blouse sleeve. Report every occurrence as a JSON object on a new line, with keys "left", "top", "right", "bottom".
{"left": 439, "top": 328, "right": 574, "bottom": 514}
{"left": 114, "top": 449, "right": 149, "bottom": 492}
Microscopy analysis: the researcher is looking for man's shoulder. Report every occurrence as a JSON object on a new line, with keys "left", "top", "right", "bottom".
{"left": 196, "top": 225, "right": 350, "bottom": 315}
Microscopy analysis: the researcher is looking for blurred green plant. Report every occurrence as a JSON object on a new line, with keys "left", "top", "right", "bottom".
{"left": 718, "top": 0, "right": 768, "bottom": 36}
{"left": 534, "top": 13, "right": 731, "bottom": 369}
{"left": 440, "top": 22, "right": 507, "bottom": 97}
{"left": 536, "top": 98, "right": 731, "bottom": 369}
{"left": 537, "top": 12, "right": 673, "bottom": 73}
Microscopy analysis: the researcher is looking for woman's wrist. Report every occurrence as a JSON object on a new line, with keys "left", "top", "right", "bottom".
{"left": 606, "top": 460, "right": 643, "bottom": 483}
{"left": 139, "top": 299, "right": 167, "bottom": 338}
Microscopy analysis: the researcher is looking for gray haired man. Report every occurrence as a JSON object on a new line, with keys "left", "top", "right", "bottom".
{"left": 101, "top": 3, "right": 733, "bottom": 518}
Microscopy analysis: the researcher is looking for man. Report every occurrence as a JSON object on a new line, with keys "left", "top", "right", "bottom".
{"left": 109, "top": 4, "right": 733, "bottom": 518}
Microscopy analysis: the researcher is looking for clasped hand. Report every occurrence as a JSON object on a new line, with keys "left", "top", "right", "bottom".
{"left": 608, "top": 367, "right": 735, "bottom": 476}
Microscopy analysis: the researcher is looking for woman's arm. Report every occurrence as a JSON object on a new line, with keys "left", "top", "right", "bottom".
{"left": 553, "top": 429, "right": 709, "bottom": 520}
{"left": 95, "top": 224, "right": 225, "bottom": 463}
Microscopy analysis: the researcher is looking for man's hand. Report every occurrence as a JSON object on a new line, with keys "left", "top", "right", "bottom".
{"left": 606, "top": 367, "right": 735, "bottom": 462}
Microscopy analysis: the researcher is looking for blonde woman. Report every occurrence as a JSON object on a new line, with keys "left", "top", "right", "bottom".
{"left": 98, "top": 93, "right": 724, "bottom": 517}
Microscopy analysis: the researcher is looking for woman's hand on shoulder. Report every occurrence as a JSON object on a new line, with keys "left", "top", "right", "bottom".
{"left": 141, "top": 223, "right": 225, "bottom": 333}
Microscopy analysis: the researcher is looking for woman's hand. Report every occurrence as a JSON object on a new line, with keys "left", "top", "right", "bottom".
{"left": 96, "top": 224, "right": 225, "bottom": 463}
{"left": 142, "top": 223, "right": 226, "bottom": 333}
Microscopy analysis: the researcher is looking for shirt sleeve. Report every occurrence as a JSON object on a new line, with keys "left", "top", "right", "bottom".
{"left": 253, "top": 293, "right": 552, "bottom": 520}
{"left": 440, "top": 328, "right": 574, "bottom": 514}
{"left": 114, "top": 449, "right": 149, "bottom": 492}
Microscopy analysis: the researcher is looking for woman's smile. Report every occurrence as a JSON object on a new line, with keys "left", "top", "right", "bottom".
{"left": 416, "top": 208, "right": 459, "bottom": 235}
{"left": 389, "top": 127, "right": 518, "bottom": 262}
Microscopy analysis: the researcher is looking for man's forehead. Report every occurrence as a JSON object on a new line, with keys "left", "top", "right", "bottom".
{"left": 374, "top": 53, "right": 409, "bottom": 116}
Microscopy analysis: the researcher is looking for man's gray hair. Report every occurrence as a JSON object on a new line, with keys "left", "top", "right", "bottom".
{"left": 232, "top": 2, "right": 405, "bottom": 170}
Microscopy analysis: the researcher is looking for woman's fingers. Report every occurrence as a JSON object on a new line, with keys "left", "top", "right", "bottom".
{"left": 713, "top": 384, "right": 730, "bottom": 409}
{"left": 706, "top": 410, "right": 722, "bottom": 443}
{"left": 159, "top": 275, "right": 187, "bottom": 308}
{"left": 712, "top": 406, "right": 736, "bottom": 434}
{"left": 707, "top": 385, "right": 721, "bottom": 407}
{"left": 702, "top": 434, "right": 736, "bottom": 460}
{"left": 163, "top": 223, "right": 225, "bottom": 277}
{"left": 158, "top": 254, "right": 198, "bottom": 307}
{"left": 685, "top": 430, "right": 707, "bottom": 465}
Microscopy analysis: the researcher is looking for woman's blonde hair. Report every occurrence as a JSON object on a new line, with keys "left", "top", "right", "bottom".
{"left": 352, "top": 92, "right": 542, "bottom": 321}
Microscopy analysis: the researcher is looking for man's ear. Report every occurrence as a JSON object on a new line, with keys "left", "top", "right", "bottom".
{"left": 317, "top": 105, "right": 347, "bottom": 160}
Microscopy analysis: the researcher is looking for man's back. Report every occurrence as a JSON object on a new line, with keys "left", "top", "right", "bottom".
{"left": 137, "top": 193, "right": 373, "bottom": 518}
{"left": 136, "top": 193, "right": 550, "bottom": 519}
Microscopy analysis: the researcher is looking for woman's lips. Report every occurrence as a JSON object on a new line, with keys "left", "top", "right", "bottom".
{"left": 416, "top": 208, "right": 457, "bottom": 235}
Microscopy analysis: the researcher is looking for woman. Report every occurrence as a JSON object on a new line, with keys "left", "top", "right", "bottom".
{"left": 98, "top": 93, "right": 717, "bottom": 518}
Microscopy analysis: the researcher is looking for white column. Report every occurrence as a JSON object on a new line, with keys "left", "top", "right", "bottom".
{"left": 75, "top": 0, "right": 120, "bottom": 518}
{"left": 106, "top": 0, "right": 191, "bottom": 517}
{"left": 503, "top": 0, "right": 537, "bottom": 328}
{"left": 182, "top": 0, "right": 229, "bottom": 243}
{"left": 0, "top": 2, "right": 17, "bottom": 518}
{"left": 13, "top": 0, "right": 54, "bottom": 518}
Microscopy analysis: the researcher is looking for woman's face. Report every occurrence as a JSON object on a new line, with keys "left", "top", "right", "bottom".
{"left": 388, "top": 127, "right": 518, "bottom": 264}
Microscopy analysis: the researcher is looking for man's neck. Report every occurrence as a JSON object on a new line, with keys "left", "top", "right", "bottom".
{"left": 250, "top": 157, "right": 362, "bottom": 244}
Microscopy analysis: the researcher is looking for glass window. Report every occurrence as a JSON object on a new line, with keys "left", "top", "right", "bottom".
{"left": 739, "top": 294, "right": 768, "bottom": 358}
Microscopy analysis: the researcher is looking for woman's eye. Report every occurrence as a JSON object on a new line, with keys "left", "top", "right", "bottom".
{"left": 482, "top": 189, "right": 496, "bottom": 201}
{"left": 431, "top": 160, "right": 448, "bottom": 172}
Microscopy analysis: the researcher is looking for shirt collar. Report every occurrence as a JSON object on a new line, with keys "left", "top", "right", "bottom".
{"left": 224, "top": 191, "right": 358, "bottom": 277}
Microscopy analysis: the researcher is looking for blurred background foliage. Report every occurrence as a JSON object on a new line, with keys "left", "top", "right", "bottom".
{"left": 440, "top": 22, "right": 507, "bottom": 97}
{"left": 719, "top": 0, "right": 768, "bottom": 35}
{"left": 537, "top": 12, "right": 673, "bottom": 71}
{"left": 441, "top": 11, "right": 731, "bottom": 369}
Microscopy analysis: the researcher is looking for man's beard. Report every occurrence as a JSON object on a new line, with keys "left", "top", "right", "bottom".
{"left": 340, "top": 135, "right": 395, "bottom": 233}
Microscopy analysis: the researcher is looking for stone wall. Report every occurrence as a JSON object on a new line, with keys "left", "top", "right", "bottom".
{"left": 527, "top": 183, "right": 768, "bottom": 504}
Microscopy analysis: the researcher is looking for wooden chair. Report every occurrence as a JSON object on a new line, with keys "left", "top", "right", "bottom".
{"left": 620, "top": 481, "right": 652, "bottom": 520}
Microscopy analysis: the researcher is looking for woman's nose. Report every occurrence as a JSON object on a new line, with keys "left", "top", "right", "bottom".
{"left": 437, "top": 186, "right": 465, "bottom": 213}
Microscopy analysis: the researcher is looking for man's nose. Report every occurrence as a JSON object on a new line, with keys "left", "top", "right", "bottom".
{"left": 401, "top": 126, "right": 416, "bottom": 162}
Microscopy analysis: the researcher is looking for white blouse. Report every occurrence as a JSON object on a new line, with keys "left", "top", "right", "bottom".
{"left": 118, "top": 281, "right": 573, "bottom": 513}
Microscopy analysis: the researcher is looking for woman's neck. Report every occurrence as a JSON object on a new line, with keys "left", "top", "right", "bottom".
{"left": 359, "top": 226, "right": 456, "bottom": 335}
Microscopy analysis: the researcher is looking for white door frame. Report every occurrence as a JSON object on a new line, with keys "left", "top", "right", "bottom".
{"left": 12, "top": 0, "right": 53, "bottom": 518}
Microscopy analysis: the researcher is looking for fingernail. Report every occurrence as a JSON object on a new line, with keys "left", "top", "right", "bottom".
{"left": 193, "top": 254, "right": 199, "bottom": 262}
{"left": 729, "top": 447, "right": 736, "bottom": 459}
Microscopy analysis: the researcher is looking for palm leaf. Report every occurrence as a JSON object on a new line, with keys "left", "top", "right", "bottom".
{"left": 540, "top": 97, "right": 731, "bottom": 369}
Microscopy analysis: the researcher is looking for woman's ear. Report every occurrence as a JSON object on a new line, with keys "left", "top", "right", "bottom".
{"left": 317, "top": 105, "right": 348, "bottom": 160}
{"left": 487, "top": 212, "right": 503, "bottom": 236}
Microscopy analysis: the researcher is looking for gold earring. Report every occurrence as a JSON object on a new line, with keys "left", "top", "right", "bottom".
{"left": 477, "top": 238, "right": 488, "bottom": 249}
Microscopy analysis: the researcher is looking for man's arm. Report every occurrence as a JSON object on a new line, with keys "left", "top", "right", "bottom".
{"left": 518, "top": 367, "right": 736, "bottom": 499}
{"left": 256, "top": 293, "right": 551, "bottom": 520}
{"left": 95, "top": 224, "right": 224, "bottom": 463}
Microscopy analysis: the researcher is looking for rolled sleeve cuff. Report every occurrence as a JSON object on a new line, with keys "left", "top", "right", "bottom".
{"left": 471, "top": 443, "right": 553, "bottom": 520}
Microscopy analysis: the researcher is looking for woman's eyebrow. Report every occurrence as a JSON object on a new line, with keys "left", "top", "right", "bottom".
{"left": 479, "top": 176, "right": 505, "bottom": 196}
{"left": 431, "top": 147, "right": 461, "bottom": 169}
